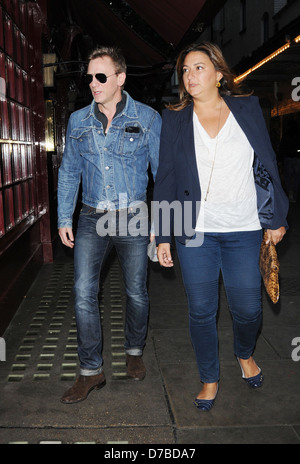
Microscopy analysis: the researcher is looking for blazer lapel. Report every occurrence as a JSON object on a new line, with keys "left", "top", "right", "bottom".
{"left": 223, "top": 95, "right": 260, "bottom": 154}
{"left": 179, "top": 104, "right": 199, "bottom": 183}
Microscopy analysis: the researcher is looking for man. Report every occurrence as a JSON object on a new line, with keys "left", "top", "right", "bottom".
{"left": 57, "top": 46, "right": 161, "bottom": 404}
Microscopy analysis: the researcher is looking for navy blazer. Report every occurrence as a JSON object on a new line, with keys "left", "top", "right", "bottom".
{"left": 153, "top": 95, "right": 289, "bottom": 244}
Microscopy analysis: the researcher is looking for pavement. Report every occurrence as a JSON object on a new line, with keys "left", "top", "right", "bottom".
{"left": 0, "top": 203, "right": 300, "bottom": 445}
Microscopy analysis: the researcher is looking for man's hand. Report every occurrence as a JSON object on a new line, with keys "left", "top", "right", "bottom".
{"left": 59, "top": 227, "right": 74, "bottom": 248}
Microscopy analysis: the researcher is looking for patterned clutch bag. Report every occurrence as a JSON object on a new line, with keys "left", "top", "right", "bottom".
{"left": 259, "top": 230, "right": 280, "bottom": 303}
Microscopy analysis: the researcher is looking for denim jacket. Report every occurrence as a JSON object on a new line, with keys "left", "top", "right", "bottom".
{"left": 57, "top": 91, "right": 161, "bottom": 228}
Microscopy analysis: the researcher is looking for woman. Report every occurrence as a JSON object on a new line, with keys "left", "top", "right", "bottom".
{"left": 153, "top": 42, "right": 288, "bottom": 411}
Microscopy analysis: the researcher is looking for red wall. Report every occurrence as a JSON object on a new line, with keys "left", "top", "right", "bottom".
{"left": 0, "top": 0, "right": 52, "bottom": 334}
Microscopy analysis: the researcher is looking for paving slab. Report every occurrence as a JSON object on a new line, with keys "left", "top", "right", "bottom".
{"left": 0, "top": 258, "right": 173, "bottom": 444}
{"left": 0, "top": 204, "right": 300, "bottom": 444}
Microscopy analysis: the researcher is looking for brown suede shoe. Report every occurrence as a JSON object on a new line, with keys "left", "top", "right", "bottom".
{"left": 60, "top": 372, "right": 106, "bottom": 404}
{"left": 126, "top": 354, "right": 146, "bottom": 381}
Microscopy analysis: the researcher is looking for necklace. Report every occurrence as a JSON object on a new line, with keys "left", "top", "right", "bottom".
{"left": 204, "top": 99, "right": 223, "bottom": 202}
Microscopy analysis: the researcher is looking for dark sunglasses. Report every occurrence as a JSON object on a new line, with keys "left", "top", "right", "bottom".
{"left": 84, "top": 72, "right": 117, "bottom": 85}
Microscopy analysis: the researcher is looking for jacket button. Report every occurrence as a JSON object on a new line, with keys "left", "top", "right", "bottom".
{"left": 184, "top": 190, "right": 189, "bottom": 196}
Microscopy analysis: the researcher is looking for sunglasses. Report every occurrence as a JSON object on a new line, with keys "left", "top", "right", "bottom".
{"left": 84, "top": 72, "right": 118, "bottom": 85}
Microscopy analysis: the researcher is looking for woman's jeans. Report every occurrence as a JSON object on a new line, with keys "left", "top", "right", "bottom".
{"left": 74, "top": 204, "right": 149, "bottom": 376}
{"left": 176, "top": 230, "right": 263, "bottom": 383}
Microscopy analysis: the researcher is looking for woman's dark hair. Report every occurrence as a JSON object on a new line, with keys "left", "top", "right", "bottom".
{"left": 168, "top": 41, "right": 251, "bottom": 111}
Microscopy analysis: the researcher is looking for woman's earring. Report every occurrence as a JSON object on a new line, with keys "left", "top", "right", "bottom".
{"left": 216, "top": 81, "right": 221, "bottom": 88}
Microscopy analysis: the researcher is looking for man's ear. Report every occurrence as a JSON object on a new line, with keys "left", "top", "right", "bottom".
{"left": 118, "top": 72, "right": 126, "bottom": 88}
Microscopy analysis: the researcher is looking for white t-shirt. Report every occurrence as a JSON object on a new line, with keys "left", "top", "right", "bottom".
{"left": 193, "top": 111, "right": 261, "bottom": 232}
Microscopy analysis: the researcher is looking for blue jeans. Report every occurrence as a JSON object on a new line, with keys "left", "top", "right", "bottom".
{"left": 176, "top": 230, "right": 263, "bottom": 383}
{"left": 74, "top": 204, "right": 149, "bottom": 376}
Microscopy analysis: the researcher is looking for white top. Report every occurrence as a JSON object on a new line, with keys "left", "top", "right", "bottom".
{"left": 193, "top": 111, "right": 261, "bottom": 232}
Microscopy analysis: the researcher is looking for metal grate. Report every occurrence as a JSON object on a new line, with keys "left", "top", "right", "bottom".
{"left": 109, "top": 261, "right": 127, "bottom": 380}
{"left": 5, "top": 257, "right": 128, "bottom": 384}
{"left": 6, "top": 263, "right": 77, "bottom": 383}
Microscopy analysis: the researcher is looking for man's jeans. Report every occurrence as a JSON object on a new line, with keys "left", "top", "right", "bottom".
{"left": 74, "top": 204, "right": 149, "bottom": 376}
{"left": 176, "top": 230, "right": 263, "bottom": 384}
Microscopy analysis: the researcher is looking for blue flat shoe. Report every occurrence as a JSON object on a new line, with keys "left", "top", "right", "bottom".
{"left": 193, "top": 385, "right": 218, "bottom": 411}
{"left": 243, "top": 370, "right": 264, "bottom": 389}
{"left": 193, "top": 397, "right": 216, "bottom": 411}
{"left": 237, "top": 358, "right": 264, "bottom": 389}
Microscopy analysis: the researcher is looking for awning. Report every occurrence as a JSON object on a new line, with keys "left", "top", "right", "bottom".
{"left": 234, "top": 26, "right": 300, "bottom": 116}
{"left": 47, "top": 0, "right": 227, "bottom": 101}
{"left": 48, "top": 0, "right": 227, "bottom": 66}
{"left": 125, "top": 0, "right": 208, "bottom": 46}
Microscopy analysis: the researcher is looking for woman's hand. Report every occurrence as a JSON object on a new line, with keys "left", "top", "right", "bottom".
{"left": 265, "top": 227, "right": 286, "bottom": 245}
{"left": 157, "top": 243, "right": 174, "bottom": 267}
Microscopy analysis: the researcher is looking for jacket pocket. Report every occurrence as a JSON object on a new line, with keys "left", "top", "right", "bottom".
{"left": 70, "top": 127, "right": 96, "bottom": 156}
{"left": 119, "top": 124, "right": 144, "bottom": 155}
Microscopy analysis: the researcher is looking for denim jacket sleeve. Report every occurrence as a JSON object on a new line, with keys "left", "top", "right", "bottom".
{"left": 57, "top": 112, "right": 83, "bottom": 228}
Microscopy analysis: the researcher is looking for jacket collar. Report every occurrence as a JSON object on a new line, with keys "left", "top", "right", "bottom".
{"left": 222, "top": 95, "right": 262, "bottom": 156}
{"left": 179, "top": 103, "right": 199, "bottom": 183}
{"left": 81, "top": 90, "right": 138, "bottom": 122}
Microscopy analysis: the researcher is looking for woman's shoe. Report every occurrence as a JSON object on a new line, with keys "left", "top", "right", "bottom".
{"left": 237, "top": 357, "right": 264, "bottom": 389}
{"left": 193, "top": 384, "right": 218, "bottom": 411}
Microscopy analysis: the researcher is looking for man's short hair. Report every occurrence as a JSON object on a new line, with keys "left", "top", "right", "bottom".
{"left": 88, "top": 46, "right": 127, "bottom": 75}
